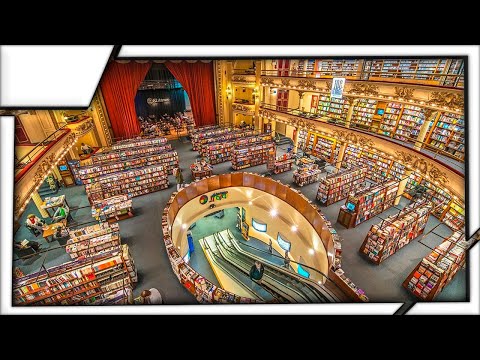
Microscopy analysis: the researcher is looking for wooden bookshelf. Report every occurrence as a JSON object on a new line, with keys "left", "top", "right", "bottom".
{"left": 191, "top": 127, "right": 230, "bottom": 151}
{"left": 111, "top": 137, "right": 167, "bottom": 151}
{"left": 79, "top": 150, "right": 179, "bottom": 182}
{"left": 190, "top": 161, "right": 213, "bottom": 180}
{"left": 317, "top": 167, "right": 368, "bottom": 206}
{"left": 13, "top": 248, "right": 135, "bottom": 306}
{"left": 199, "top": 129, "right": 256, "bottom": 157}
{"left": 440, "top": 200, "right": 465, "bottom": 231}
{"left": 342, "top": 144, "right": 394, "bottom": 183}
{"left": 426, "top": 112, "right": 464, "bottom": 161}
{"left": 66, "top": 222, "right": 120, "bottom": 260}
{"left": 316, "top": 95, "right": 350, "bottom": 123}
{"left": 91, "top": 143, "right": 172, "bottom": 165}
{"left": 393, "top": 104, "right": 425, "bottom": 143}
{"left": 359, "top": 199, "right": 433, "bottom": 264}
{"left": 293, "top": 165, "right": 322, "bottom": 187}
{"left": 311, "top": 134, "right": 340, "bottom": 164}
{"left": 271, "top": 153, "right": 295, "bottom": 174}
{"left": 351, "top": 98, "right": 377, "bottom": 130}
{"left": 378, "top": 102, "right": 403, "bottom": 137}
{"left": 85, "top": 165, "right": 169, "bottom": 202}
{"left": 338, "top": 180, "right": 399, "bottom": 228}
{"left": 91, "top": 195, "right": 134, "bottom": 222}
{"left": 231, "top": 141, "right": 275, "bottom": 170}
{"left": 403, "top": 231, "right": 473, "bottom": 300}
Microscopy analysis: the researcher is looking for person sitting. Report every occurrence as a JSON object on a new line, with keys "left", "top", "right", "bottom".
{"left": 140, "top": 288, "right": 164, "bottom": 304}
{"left": 25, "top": 214, "right": 46, "bottom": 237}
{"left": 52, "top": 205, "right": 72, "bottom": 223}
{"left": 53, "top": 226, "right": 69, "bottom": 241}
{"left": 81, "top": 142, "right": 93, "bottom": 155}
{"left": 15, "top": 239, "right": 42, "bottom": 252}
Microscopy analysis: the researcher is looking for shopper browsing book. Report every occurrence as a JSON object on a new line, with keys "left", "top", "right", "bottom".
{"left": 140, "top": 288, "right": 164, "bottom": 304}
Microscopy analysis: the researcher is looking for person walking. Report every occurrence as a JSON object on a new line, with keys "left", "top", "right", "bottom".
{"left": 284, "top": 250, "right": 291, "bottom": 269}
{"left": 268, "top": 239, "right": 273, "bottom": 254}
{"left": 249, "top": 260, "right": 265, "bottom": 286}
{"left": 174, "top": 167, "right": 184, "bottom": 191}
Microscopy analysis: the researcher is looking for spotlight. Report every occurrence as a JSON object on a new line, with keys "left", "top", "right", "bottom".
{"left": 270, "top": 209, "right": 277, "bottom": 217}
{"left": 308, "top": 248, "right": 315, "bottom": 255}
{"left": 248, "top": 201, "right": 253, "bottom": 205}
{"left": 291, "top": 225, "right": 298, "bottom": 232}
{"left": 182, "top": 224, "right": 187, "bottom": 229}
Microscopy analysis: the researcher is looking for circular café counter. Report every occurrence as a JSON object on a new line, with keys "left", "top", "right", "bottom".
{"left": 161, "top": 172, "right": 368, "bottom": 303}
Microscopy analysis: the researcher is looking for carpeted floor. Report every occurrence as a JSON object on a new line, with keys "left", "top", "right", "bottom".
{"left": 13, "top": 137, "right": 467, "bottom": 304}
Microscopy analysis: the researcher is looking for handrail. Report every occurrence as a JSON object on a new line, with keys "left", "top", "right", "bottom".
{"left": 260, "top": 102, "right": 465, "bottom": 169}
{"left": 15, "top": 121, "right": 69, "bottom": 169}
{"left": 260, "top": 69, "right": 463, "bottom": 89}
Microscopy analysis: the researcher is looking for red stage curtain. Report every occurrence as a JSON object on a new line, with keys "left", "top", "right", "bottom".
{"left": 165, "top": 61, "right": 216, "bottom": 126}
{"left": 100, "top": 61, "right": 151, "bottom": 139}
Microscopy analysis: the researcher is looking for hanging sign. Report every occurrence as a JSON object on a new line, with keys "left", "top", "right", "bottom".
{"left": 199, "top": 191, "right": 229, "bottom": 204}
{"left": 330, "top": 77, "right": 346, "bottom": 99}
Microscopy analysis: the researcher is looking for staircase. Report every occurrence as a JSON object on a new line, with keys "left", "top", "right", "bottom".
{"left": 275, "top": 133, "right": 293, "bottom": 147}
{"left": 38, "top": 179, "right": 58, "bottom": 197}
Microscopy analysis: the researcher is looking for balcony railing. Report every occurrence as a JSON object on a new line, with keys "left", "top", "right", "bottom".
{"left": 260, "top": 103, "right": 464, "bottom": 171}
{"left": 261, "top": 69, "right": 464, "bottom": 89}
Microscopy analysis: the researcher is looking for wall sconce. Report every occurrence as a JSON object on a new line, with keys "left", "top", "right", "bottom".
{"left": 226, "top": 86, "right": 232, "bottom": 100}
{"left": 252, "top": 87, "right": 259, "bottom": 101}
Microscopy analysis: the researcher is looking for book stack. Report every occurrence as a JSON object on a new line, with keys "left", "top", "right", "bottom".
{"left": 91, "top": 143, "right": 172, "bottom": 164}
{"left": 272, "top": 153, "right": 295, "bottom": 174}
{"left": 66, "top": 222, "right": 121, "bottom": 260}
{"left": 85, "top": 165, "right": 169, "bottom": 201}
{"left": 190, "top": 160, "right": 213, "bottom": 180}
{"left": 393, "top": 105, "right": 425, "bottom": 143}
{"left": 231, "top": 141, "right": 275, "bottom": 170}
{"left": 316, "top": 167, "right": 368, "bottom": 206}
{"left": 293, "top": 165, "right": 322, "bottom": 187}
{"left": 79, "top": 150, "right": 179, "bottom": 183}
{"left": 403, "top": 230, "right": 474, "bottom": 300}
{"left": 91, "top": 195, "right": 133, "bottom": 222}
{"left": 111, "top": 137, "right": 167, "bottom": 151}
{"left": 360, "top": 199, "right": 433, "bottom": 264}
{"left": 13, "top": 248, "right": 135, "bottom": 306}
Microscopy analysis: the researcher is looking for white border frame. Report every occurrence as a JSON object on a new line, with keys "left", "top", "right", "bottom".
{"left": 1, "top": 45, "right": 478, "bottom": 315}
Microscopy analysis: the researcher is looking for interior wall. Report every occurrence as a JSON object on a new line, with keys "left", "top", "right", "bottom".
{"left": 288, "top": 90, "right": 300, "bottom": 109}
{"left": 234, "top": 86, "right": 254, "bottom": 103}
{"left": 171, "top": 187, "right": 329, "bottom": 279}
{"left": 275, "top": 122, "right": 286, "bottom": 135}
{"left": 233, "top": 114, "right": 253, "bottom": 126}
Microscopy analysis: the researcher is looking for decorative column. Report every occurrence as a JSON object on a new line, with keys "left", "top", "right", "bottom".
{"left": 31, "top": 191, "right": 49, "bottom": 218}
{"left": 344, "top": 97, "right": 355, "bottom": 128}
{"left": 336, "top": 142, "right": 348, "bottom": 169}
{"left": 414, "top": 108, "right": 436, "bottom": 150}
{"left": 298, "top": 91, "right": 305, "bottom": 111}
{"left": 395, "top": 169, "right": 413, "bottom": 206}
{"left": 254, "top": 60, "right": 262, "bottom": 130}
{"left": 225, "top": 61, "right": 234, "bottom": 127}
{"left": 293, "top": 126, "right": 300, "bottom": 151}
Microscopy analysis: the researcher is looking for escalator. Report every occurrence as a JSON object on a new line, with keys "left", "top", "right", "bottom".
{"left": 214, "top": 229, "right": 341, "bottom": 303}
{"left": 199, "top": 235, "right": 273, "bottom": 302}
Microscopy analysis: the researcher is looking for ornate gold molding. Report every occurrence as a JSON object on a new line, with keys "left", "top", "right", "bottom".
{"left": 347, "top": 83, "right": 379, "bottom": 96}
{"left": 263, "top": 77, "right": 275, "bottom": 86}
{"left": 332, "top": 129, "right": 375, "bottom": 147}
{"left": 428, "top": 91, "right": 464, "bottom": 109}
{"left": 281, "top": 78, "right": 290, "bottom": 87}
{"left": 297, "top": 79, "right": 317, "bottom": 90}
{"left": 70, "top": 118, "right": 94, "bottom": 137}
{"left": 394, "top": 86, "right": 415, "bottom": 100}
{"left": 232, "top": 103, "right": 254, "bottom": 114}
{"left": 394, "top": 150, "right": 449, "bottom": 184}
{"left": 215, "top": 61, "right": 225, "bottom": 126}
{"left": 93, "top": 92, "right": 112, "bottom": 146}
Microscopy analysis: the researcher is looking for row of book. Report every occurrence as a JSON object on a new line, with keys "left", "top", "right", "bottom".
{"left": 231, "top": 141, "right": 275, "bottom": 170}
{"left": 111, "top": 137, "right": 167, "bottom": 151}
{"left": 91, "top": 143, "right": 172, "bottom": 164}
{"left": 316, "top": 167, "right": 367, "bottom": 206}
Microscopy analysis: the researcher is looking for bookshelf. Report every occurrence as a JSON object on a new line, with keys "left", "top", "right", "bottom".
{"left": 91, "top": 195, "right": 134, "bottom": 222}
{"left": 85, "top": 165, "right": 169, "bottom": 202}
{"left": 316, "top": 95, "right": 350, "bottom": 123}
{"left": 199, "top": 130, "right": 256, "bottom": 157}
{"left": 426, "top": 113, "right": 464, "bottom": 161}
{"left": 316, "top": 167, "right": 368, "bottom": 206}
{"left": 66, "top": 222, "right": 120, "bottom": 260}
{"left": 315, "top": 59, "right": 361, "bottom": 78}
{"left": 203, "top": 133, "right": 269, "bottom": 165}
{"left": 393, "top": 104, "right": 425, "bottom": 143}
{"left": 13, "top": 247, "right": 135, "bottom": 306}
{"left": 79, "top": 150, "right": 179, "bottom": 183}
{"left": 338, "top": 180, "right": 399, "bottom": 228}
{"left": 293, "top": 165, "right": 322, "bottom": 187}
{"left": 191, "top": 127, "right": 230, "bottom": 152}
{"left": 387, "top": 161, "right": 406, "bottom": 181}
{"left": 190, "top": 161, "right": 213, "bottom": 180}
{"left": 297, "top": 129, "right": 308, "bottom": 150}
{"left": 378, "top": 102, "right": 403, "bottom": 137}
{"left": 311, "top": 135, "right": 340, "bottom": 163}
{"left": 403, "top": 231, "right": 472, "bottom": 300}
{"left": 351, "top": 98, "right": 377, "bottom": 129}
{"left": 91, "top": 143, "right": 172, "bottom": 165}
{"left": 441, "top": 200, "right": 465, "bottom": 231}
{"left": 111, "top": 137, "right": 167, "bottom": 151}
{"left": 231, "top": 141, "right": 275, "bottom": 170}
{"left": 271, "top": 153, "right": 295, "bottom": 174}
{"left": 359, "top": 199, "right": 433, "bottom": 264}
{"left": 342, "top": 144, "right": 394, "bottom": 183}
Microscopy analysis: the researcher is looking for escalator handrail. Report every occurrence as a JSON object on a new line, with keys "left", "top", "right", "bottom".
{"left": 213, "top": 232, "right": 304, "bottom": 303}
{"left": 199, "top": 237, "right": 264, "bottom": 302}
{"left": 226, "top": 229, "right": 341, "bottom": 301}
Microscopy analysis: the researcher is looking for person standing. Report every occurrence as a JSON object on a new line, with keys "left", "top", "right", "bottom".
{"left": 284, "top": 250, "right": 291, "bottom": 269}
{"left": 174, "top": 167, "right": 184, "bottom": 191}
{"left": 249, "top": 260, "right": 265, "bottom": 285}
{"left": 268, "top": 239, "right": 273, "bottom": 254}
{"left": 140, "top": 288, "right": 164, "bottom": 304}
